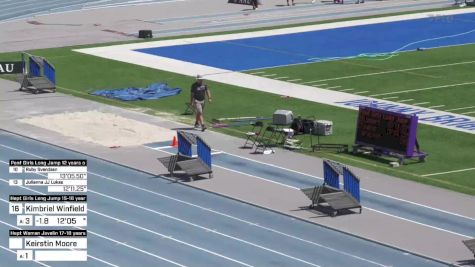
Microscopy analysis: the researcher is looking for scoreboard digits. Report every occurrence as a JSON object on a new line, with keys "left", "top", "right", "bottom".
{"left": 355, "top": 106, "right": 418, "bottom": 156}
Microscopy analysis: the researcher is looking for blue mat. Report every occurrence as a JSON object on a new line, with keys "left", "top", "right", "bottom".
{"left": 91, "top": 83, "right": 181, "bottom": 101}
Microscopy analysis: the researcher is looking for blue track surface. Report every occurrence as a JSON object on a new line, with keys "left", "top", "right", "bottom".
{"left": 152, "top": 145, "right": 475, "bottom": 239}
{"left": 0, "top": 131, "right": 449, "bottom": 266}
{"left": 136, "top": 13, "right": 475, "bottom": 71}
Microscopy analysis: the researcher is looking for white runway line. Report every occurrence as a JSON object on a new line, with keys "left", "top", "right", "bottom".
{"left": 369, "top": 81, "right": 475, "bottom": 97}
{"left": 309, "top": 60, "right": 475, "bottom": 83}
{"left": 382, "top": 96, "right": 399, "bottom": 100}
{"left": 354, "top": 91, "right": 369, "bottom": 94}
{"left": 422, "top": 167, "right": 475, "bottom": 177}
{"left": 461, "top": 111, "right": 475, "bottom": 115}
{"left": 427, "top": 105, "right": 445, "bottom": 109}
{"left": 445, "top": 106, "right": 475, "bottom": 112}
{"left": 412, "top": 102, "right": 430, "bottom": 106}
{"left": 398, "top": 99, "right": 414, "bottom": 103}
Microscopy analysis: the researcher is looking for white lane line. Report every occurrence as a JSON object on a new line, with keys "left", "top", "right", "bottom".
{"left": 309, "top": 60, "right": 475, "bottom": 83}
{"left": 326, "top": 85, "right": 342, "bottom": 89}
{"left": 339, "top": 88, "right": 354, "bottom": 92}
{"left": 364, "top": 207, "right": 472, "bottom": 238}
{"left": 445, "top": 106, "right": 475, "bottom": 112}
{"left": 84, "top": 168, "right": 386, "bottom": 266}
{"left": 0, "top": 243, "right": 51, "bottom": 267}
{"left": 412, "top": 102, "right": 430, "bottom": 106}
{"left": 204, "top": 149, "right": 475, "bottom": 221}
{"left": 461, "top": 111, "right": 475, "bottom": 115}
{"left": 286, "top": 78, "right": 302, "bottom": 82}
{"left": 249, "top": 71, "right": 266, "bottom": 75}
{"left": 382, "top": 96, "right": 399, "bottom": 100}
{"left": 275, "top": 76, "right": 289, "bottom": 80}
{"left": 87, "top": 206, "right": 253, "bottom": 267}
{"left": 398, "top": 99, "right": 414, "bottom": 103}
{"left": 90, "top": 190, "right": 320, "bottom": 267}
{"left": 0, "top": 161, "right": 316, "bottom": 267}
{"left": 369, "top": 81, "right": 475, "bottom": 97}
{"left": 427, "top": 105, "right": 445, "bottom": 109}
{"left": 422, "top": 167, "right": 475, "bottom": 177}
{"left": 262, "top": 74, "right": 277, "bottom": 77}
{"left": 0, "top": 208, "right": 119, "bottom": 267}
{"left": 2, "top": 143, "right": 474, "bottom": 222}
{"left": 354, "top": 91, "right": 369, "bottom": 94}
{"left": 310, "top": 84, "right": 327, "bottom": 87}
{"left": 145, "top": 146, "right": 299, "bottom": 189}
{"left": 0, "top": 179, "right": 187, "bottom": 267}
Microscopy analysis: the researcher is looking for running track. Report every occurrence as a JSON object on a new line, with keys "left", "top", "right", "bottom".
{"left": 0, "top": 131, "right": 446, "bottom": 267}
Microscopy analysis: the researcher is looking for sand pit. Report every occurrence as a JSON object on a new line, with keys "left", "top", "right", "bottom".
{"left": 18, "top": 110, "right": 175, "bottom": 147}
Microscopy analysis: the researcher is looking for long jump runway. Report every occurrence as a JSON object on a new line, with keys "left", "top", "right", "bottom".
{"left": 0, "top": 130, "right": 448, "bottom": 267}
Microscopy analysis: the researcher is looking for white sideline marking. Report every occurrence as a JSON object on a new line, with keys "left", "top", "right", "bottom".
{"left": 339, "top": 88, "right": 354, "bottom": 92}
{"left": 84, "top": 168, "right": 386, "bottom": 266}
{"left": 412, "top": 102, "right": 430, "bottom": 106}
{"left": 0, "top": 201, "right": 120, "bottom": 267}
{"left": 421, "top": 167, "right": 475, "bottom": 177}
{"left": 249, "top": 71, "right": 266, "bottom": 75}
{"left": 326, "top": 85, "right": 342, "bottom": 89}
{"left": 1, "top": 143, "right": 473, "bottom": 223}
{"left": 398, "top": 99, "right": 414, "bottom": 103}
{"left": 382, "top": 96, "right": 399, "bottom": 100}
{"left": 445, "top": 106, "right": 475, "bottom": 112}
{"left": 286, "top": 78, "right": 302, "bottom": 82}
{"left": 427, "top": 105, "right": 445, "bottom": 109}
{"left": 309, "top": 60, "right": 475, "bottom": 83}
{"left": 310, "top": 83, "right": 327, "bottom": 87}
{"left": 369, "top": 81, "right": 475, "bottom": 97}
{"left": 354, "top": 91, "right": 369, "bottom": 94}
{"left": 301, "top": 80, "right": 322, "bottom": 84}
{"left": 275, "top": 76, "right": 289, "bottom": 80}
{"left": 262, "top": 74, "right": 277, "bottom": 77}
{"left": 461, "top": 111, "right": 475, "bottom": 115}
{"left": 74, "top": 8, "right": 475, "bottom": 135}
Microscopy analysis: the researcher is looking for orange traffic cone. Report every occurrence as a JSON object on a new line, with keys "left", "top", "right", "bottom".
{"left": 171, "top": 136, "right": 178, "bottom": 147}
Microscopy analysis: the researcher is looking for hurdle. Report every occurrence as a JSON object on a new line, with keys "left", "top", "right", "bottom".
{"left": 323, "top": 160, "right": 340, "bottom": 189}
{"left": 343, "top": 168, "right": 361, "bottom": 202}
{"left": 18, "top": 52, "right": 56, "bottom": 94}
{"left": 301, "top": 160, "right": 362, "bottom": 216}
{"left": 177, "top": 131, "right": 192, "bottom": 157}
{"left": 158, "top": 131, "right": 213, "bottom": 181}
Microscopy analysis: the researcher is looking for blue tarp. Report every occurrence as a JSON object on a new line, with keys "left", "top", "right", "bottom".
{"left": 90, "top": 83, "right": 181, "bottom": 101}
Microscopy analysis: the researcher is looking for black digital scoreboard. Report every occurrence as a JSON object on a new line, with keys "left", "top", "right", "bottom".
{"left": 355, "top": 106, "right": 418, "bottom": 157}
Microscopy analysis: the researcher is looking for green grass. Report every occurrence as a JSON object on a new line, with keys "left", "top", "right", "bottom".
{"left": 1, "top": 9, "right": 474, "bottom": 195}
{"left": 246, "top": 44, "right": 475, "bottom": 113}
